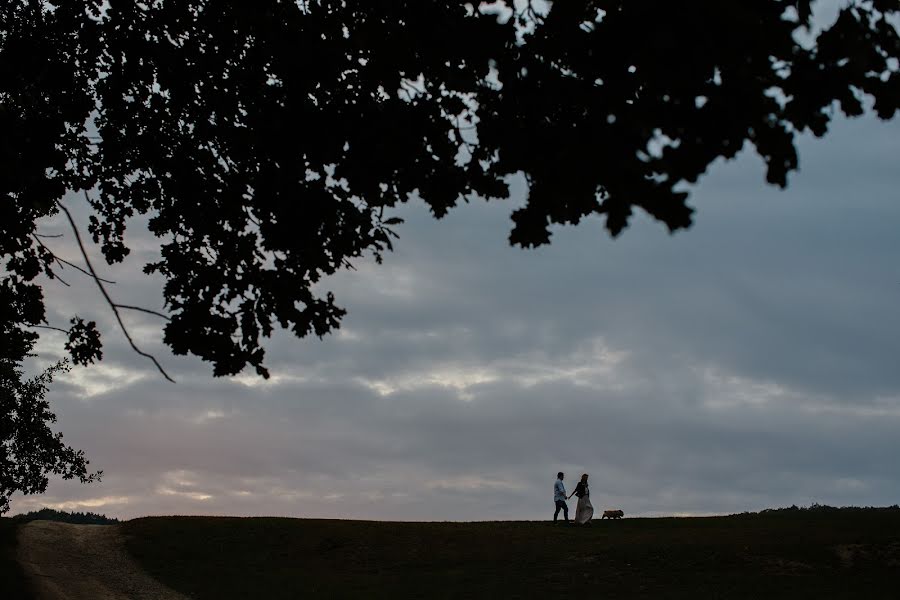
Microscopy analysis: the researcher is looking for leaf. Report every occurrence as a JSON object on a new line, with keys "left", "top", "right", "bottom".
{"left": 65, "top": 317, "right": 103, "bottom": 366}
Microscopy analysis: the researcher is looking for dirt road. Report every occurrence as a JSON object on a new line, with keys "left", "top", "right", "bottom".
{"left": 16, "top": 521, "right": 188, "bottom": 600}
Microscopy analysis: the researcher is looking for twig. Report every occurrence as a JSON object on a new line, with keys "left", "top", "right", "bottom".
{"left": 29, "top": 324, "right": 70, "bottom": 335}
{"left": 31, "top": 233, "right": 117, "bottom": 284}
{"left": 115, "top": 304, "right": 171, "bottom": 320}
{"left": 244, "top": 206, "right": 261, "bottom": 227}
{"left": 57, "top": 195, "right": 175, "bottom": 383}
{"left": 50, "top": 271, "right": 71, "bottom": 287}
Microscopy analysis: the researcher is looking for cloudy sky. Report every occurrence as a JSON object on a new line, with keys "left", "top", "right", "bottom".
{"left": 10, "top": 10, "right": 900, "bottom": 521}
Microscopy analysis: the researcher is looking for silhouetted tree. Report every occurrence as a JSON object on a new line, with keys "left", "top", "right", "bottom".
{"left": 0, "top": 354, "right": 100, "bottom": 515}
{"left": 4, "top": 0, "right": 897, "bottom": 503}
{"left": 4, "top": 0, "right": 898, "bottom": 378}
{"left": 10, "top": 507, "right": 118, "bottom": 524}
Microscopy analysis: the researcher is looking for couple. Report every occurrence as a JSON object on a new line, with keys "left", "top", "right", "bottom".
{"left": 553, "top": 471, "right": 593, "bottom": 525}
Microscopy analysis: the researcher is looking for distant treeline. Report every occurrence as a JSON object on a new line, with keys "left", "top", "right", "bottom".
{"left": 8, "top": 507, "right": 119, "bottom": 525}
{"left": 739, "top": 503, "right": 900, "bottom": 516}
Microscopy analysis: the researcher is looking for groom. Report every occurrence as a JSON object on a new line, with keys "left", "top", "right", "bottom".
{"left": 553, "top": 471, "right": 569, "bottom": 523}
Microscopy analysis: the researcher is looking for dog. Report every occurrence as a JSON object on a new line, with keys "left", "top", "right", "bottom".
{"left": 601, "top": 509, "right": 624, "bottom": 519}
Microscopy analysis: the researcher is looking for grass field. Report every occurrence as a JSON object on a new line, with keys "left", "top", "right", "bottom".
{"left": 0, "top": 518, "right": 32, "bottom": 600}
{"left": 122, "top": 508, "right": 900, "bottom": 599}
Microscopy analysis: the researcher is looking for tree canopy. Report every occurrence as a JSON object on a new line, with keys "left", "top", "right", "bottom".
{"left": 2, "top": 0, "right": 898, "bottom": 381}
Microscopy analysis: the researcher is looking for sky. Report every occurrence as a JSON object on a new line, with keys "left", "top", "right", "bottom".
{"left": 9, "top": 9, "right": 900, "bottom": 523}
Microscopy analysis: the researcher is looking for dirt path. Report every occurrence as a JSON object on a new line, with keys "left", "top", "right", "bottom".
{"left": 16, "top": 521, "right": 189, "bottom": 600}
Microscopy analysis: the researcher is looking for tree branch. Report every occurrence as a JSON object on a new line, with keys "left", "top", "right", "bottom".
{"left": 114, "top": 304, "right": 170, "bottom": 320}
{"left": 57, "top": 195, "right": 175, "bottom": 383}
{"left": 31, "top": 233, "right": 117, "bottom": 284}
{"left": 49, "top": 270, "right": 71, "bottom": 287}
{"left": 28, "top": 324, "right": 70, "bottom": 335}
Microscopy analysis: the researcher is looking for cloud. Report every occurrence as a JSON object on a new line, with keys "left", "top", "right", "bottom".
{"left": 10, "top": 113, "right": 900, "bottom": 521}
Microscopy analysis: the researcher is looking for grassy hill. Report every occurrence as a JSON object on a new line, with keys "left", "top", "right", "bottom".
{"left": 119, "top": 508, "right": 900, "bottom": 599}
{"left": 0, "top": 518, "right": 31, "bottom": 600}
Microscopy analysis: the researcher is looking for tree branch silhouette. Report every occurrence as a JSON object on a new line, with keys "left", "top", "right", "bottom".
{"left": 29, "top": 324, "right": 70, "bottom": 335}
{"left": 57, "top": 195, "right": 175, "bottom": 383}
{"left": 115, "top": 305, "right": 171, "bottom": 321}
{"left": 31, "top": 233, "right": 115, "bottom": 285}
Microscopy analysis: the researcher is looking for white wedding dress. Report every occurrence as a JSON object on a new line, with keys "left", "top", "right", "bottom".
{"left": 574, "top": 484, "right": 593, "bottom": 524}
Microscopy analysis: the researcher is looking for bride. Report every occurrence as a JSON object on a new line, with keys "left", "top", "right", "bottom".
{"left": 569, "top": 473, "right": 593, "bottom": 525}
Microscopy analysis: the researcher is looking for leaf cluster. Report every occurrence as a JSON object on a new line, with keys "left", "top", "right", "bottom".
{"left": 1, "top": 0, "right": 898, "bottom": 379}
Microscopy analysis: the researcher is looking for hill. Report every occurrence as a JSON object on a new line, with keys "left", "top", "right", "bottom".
{"left": 4, "top": 508, "right": 900, "bottom": 599}
{"left": 121, "top": 508, "right": 900, "bottom": 599}
{"left": 0, "top": 518, "right": 30, "bottom": 600}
